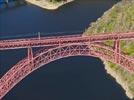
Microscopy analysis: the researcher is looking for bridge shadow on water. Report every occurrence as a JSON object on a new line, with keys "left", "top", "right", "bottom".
{"left": 1, "top": 51, "right": 130, "bottom": 100}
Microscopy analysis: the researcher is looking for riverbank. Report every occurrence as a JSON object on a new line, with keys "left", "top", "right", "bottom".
{"left": 84, "top": 0, "right": 134, "bottom": 99}
{"left": 25, "top": 0, "right": 74, "bottom": 10}
{"left": 104, "top": 61, "right": 133, "bottom": 99}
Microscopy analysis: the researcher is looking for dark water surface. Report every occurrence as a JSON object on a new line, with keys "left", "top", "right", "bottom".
{"left": 0, "top": 0, "right": 130, "bottom": 100}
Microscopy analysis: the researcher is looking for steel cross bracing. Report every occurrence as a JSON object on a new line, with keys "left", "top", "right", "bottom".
{"left": 0, "top": 32, "right": 134, "bottom": 50}
{"left": 0, "top": 32, "right": 134, "bottom": 99}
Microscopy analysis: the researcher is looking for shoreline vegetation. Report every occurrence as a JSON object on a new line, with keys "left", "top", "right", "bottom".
{"left": 25, "top": 0, "right": 74, "bottom": 10}
{"left": 4, "top": 0, "right": 133, "bottom": 99}
{"left": 84, "top": 0, "right": 134, "bottom": 99}
{"left": 104, "top": 61, "right": 134, "bottom": 99}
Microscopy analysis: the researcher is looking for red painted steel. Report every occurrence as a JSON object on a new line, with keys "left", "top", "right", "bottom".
{"left": 114, "top": 38, "right": 121, "bottom": 63}
{"left": 28, "top": 47, "right": 33, "bottom": 62}
{"left": 0, "top": 32, "right": 134, "bottom": 50}
{"left": 0, "top": 32, "right": 134, "bottom": 99}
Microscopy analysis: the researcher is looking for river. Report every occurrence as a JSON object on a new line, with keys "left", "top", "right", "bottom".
{"left": 0, "top": 0, "right": 130, "bottom": 100}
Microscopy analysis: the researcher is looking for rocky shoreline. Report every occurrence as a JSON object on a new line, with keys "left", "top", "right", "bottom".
{"left": 84, "top": 0, "right": 134, "bottom": 99}
{"left": 26, "top": 0, "right": 74, "bottom": 10}
{"left": 103, "top": 61, "right": 134, "bottom": 99}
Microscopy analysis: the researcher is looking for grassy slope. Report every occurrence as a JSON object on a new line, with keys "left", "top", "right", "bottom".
{"left": 47, "top": 0, "right": 64, "bottom": 3}
{"left": 84, "top": 0, "right": 134, "bottom": 98}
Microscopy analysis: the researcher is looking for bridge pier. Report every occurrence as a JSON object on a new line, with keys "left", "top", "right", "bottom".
{"left": 114, "top": 37, "right": 121, "bottom": 64}
{"left": 28, "top": 47, "right": 33, "bottom": 63}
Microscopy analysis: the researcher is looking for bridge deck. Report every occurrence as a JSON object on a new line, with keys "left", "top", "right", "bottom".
{"left": 0, "top": 32, "right": 134, "bottom": 50}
